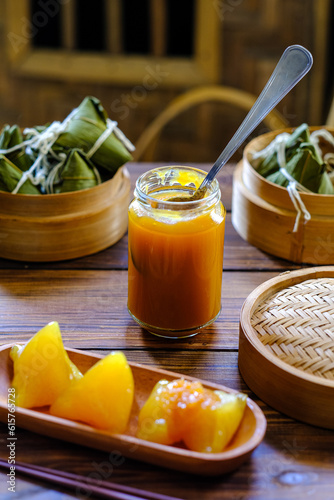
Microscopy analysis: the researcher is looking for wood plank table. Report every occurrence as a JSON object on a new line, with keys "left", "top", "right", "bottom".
{"left": 0, "top": 163, "right": 333, "bottom": 500}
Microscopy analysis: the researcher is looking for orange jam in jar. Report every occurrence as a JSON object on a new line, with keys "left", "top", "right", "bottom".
{"left": 127, "top": 166, "right": 225, "bottom": 338}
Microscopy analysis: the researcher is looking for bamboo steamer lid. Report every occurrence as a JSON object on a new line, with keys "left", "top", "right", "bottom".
{"left": 239, "top": 267, "right": 334, "bottom": 429}
{"left": 0, "top": 166, "right": 130, "bottom": 262}
{"left": 232, "top": 127, "right": 334, "bottom": 264}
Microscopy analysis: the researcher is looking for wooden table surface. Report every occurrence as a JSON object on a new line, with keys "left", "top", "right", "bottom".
{"left": 0, "top": 162, "right": 333, "bottom": 500}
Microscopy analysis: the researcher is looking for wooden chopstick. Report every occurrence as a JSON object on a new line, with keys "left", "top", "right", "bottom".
{"left": 0, "top": 459, "right": 184, "bottom": 500}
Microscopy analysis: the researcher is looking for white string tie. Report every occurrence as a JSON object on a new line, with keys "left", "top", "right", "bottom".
{"left": 1, "top": 109, "right": 133, "bottom": 193}
{"left": 11, "top": 108, "right": 79, "bottom": 193}
{"left": 324, "top": 152, "right": 334, "bottom": 164}
{"left": 279, "top": 167, "right": 312, "bottom": 194}
{"left": 113, "top": 123, "right": 136, "bottom": 152}
{"left": 45, "top": 152, "right": 67, "bottom": 194}
{"left": 86, "top": 118, "right": 135, "bottom": 159}
{"left": 86, "top": 119, "right": 118, "bottom": 159}
{"left": 287, "top": 182, "right": 311, "bottom": 233}
{"left": 252, "top": 133, "right": 291, "bottom": 162}
{"left": 310, "top": 129, "right": 334, "bottom": 160}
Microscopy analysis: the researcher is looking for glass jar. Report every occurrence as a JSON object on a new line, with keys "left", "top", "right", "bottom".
{"left": 127, "top": 166, "right": 226, "bottom": 338}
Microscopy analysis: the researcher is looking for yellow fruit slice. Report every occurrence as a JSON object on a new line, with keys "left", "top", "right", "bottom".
{"left": 137, "top": 379, "right": 176, "bottom": 445}
{"left": 137, "top": 378, "right": 247, "bottom": 453}
{"left": 137, "top": 379, "right": 205, "bottom": 445}
{"left": 183, "top": 391, "right": 248, "bottom": 453}
{"left": 50, "top": 351, "right": 134, "bottom": 433}
{"left": 10, "top": 321, "right": 82, "bottom": 408}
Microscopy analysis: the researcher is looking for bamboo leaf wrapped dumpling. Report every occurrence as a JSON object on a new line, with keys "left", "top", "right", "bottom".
{"left": 53, "top": 149, "right": 100, "bottom": 194}
{"left": 255, "top": 123, "right": 310, "bottom": 178}
{"left": 253, "top": 124, "right": 334, "bottom": 195}
{"left": 0, "top": 155, "right": 40, "bottom": 194}
{"left": 266, "top": 143, "right": 324, "bottom": 192}
{"left": 0, "top": 125, "right": 33, "bottom": 172}
{"left": 265, "top": 142, "right": 334, "bottom": 195}
{"left": 54, "top": 97, "right": 133, "bottom": 177}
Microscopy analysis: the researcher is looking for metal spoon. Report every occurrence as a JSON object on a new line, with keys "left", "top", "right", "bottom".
{"left": 171, "top": 45, "right": 313, "bottom": 202}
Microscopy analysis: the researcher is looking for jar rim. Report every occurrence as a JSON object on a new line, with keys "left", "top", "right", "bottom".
{"left": 134, "top": 165, "right": 221, "bottom": 210}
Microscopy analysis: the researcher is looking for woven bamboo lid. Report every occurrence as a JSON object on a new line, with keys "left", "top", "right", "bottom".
{"left": 239, "top": 267, "right": 334, "bottom": 429}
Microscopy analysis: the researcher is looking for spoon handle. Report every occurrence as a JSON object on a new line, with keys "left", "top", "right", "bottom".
{"left": 200, "top": 45, "right": 313, "bottom": 191}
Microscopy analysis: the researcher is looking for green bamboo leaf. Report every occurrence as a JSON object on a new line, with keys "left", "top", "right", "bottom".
{"left": 54, "top": 97, "right": 132, "bottom": 177}
{"left": 0, "top": 155, "right": 40, "bottom": 194}
{"left": 53, "top": 149, "right": 100, "bottom": 193}
{"left": 256, "top": 123, "right": 310, "bottom": 178}
{"left": 318, "top": 171, "right": 334, "bottom": 194}
{"left": 267, "top": 143, "right": 323, "bottom": 193}
{"left": 0, "top": 124, "right": 33, "bottom": 171}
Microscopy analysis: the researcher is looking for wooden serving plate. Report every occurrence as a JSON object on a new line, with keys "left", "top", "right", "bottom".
{"left": 0, "top": 343, "right": 266, "bottom": 476}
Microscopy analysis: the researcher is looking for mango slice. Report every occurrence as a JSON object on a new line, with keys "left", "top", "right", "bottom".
{"left": 137, "top": 379, "right": 204, "bottom": 445}
{"left": 50, "top": 351, "right": 134, "bottom": 433}
{"left": 137, "top": 378, "right": 247, "bottom": 453}
{"left": 183, "top": 390, "right": 248, "bottom": 453}
{"left": 10, "top": 322, "right": 82, "bottom": 408}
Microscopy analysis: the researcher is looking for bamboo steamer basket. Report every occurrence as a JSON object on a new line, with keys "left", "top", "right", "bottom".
{"left": 239, "top": 266, "right": 334, "bottom": 429}
{"left": 0, "top": 166, "right": 130, "bottom": 262}
{"left": 232, "top": 127, "right": 334, "bottom": 264}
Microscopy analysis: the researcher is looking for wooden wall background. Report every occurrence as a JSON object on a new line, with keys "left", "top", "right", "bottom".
{"left": 0, "top": 0, "right": 333, "bottom": 163}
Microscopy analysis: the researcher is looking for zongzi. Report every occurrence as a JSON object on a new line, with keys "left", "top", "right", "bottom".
{"left": 54, "top": 96, "right": 133, "bottom": 177}
{"left": 53, "top": 149, "right": 100, "bottom": 193}
{"left": 0, "top": 96, "right": 134, "bottom": 195}
{"left": 253, "top": 124, "right": 334, "bottom": 195}
{"left": 0, "top": 125, "right": 32, "bottom": 172}
{"left": 0, "top": 155, "right": 40, "bottom": 194}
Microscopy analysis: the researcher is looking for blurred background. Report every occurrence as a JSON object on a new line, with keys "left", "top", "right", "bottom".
{"left": 0, "top": 0, "right": 333, "bottom": 162}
